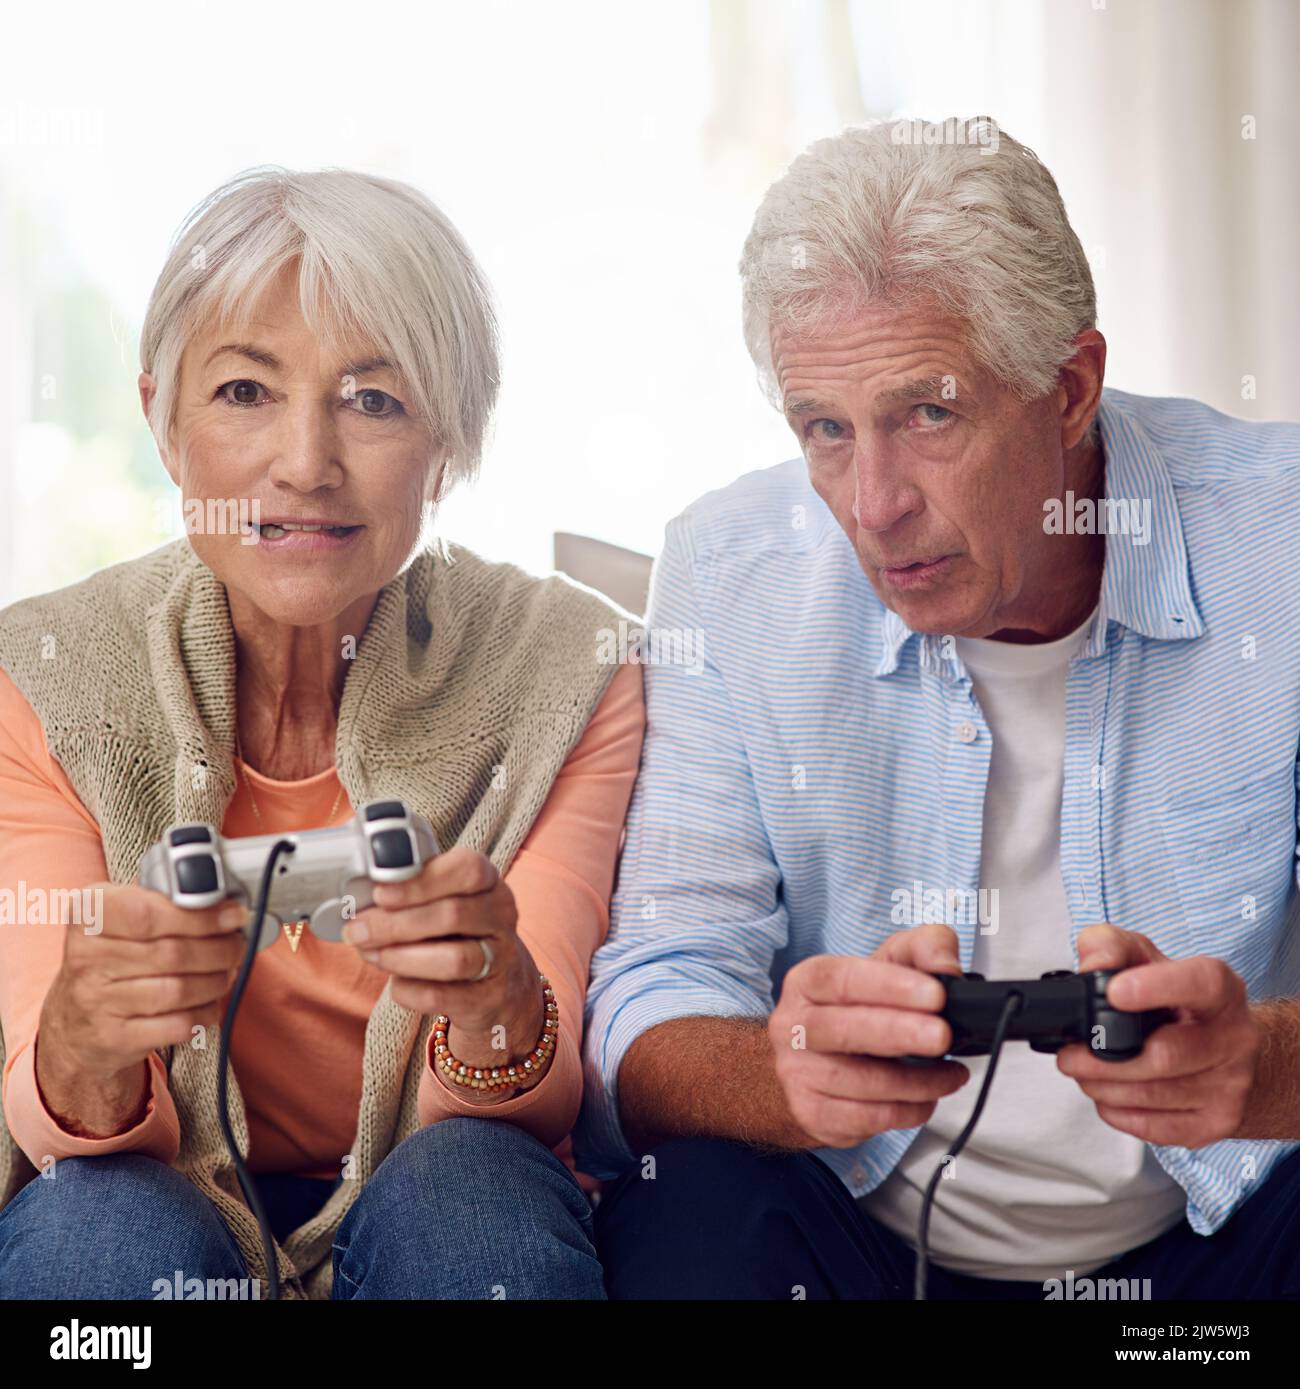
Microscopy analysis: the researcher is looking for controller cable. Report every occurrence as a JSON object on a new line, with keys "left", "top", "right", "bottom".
{"left": 913, "top": 990, "right": 1022, "bottom": 1300}
{"left": 216, "top": 839, "right": 296, "bottom": 1303}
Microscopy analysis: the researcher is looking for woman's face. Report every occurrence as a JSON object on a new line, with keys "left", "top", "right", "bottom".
{"left": 141, "top": 262, "right": 443, "bottom": 627}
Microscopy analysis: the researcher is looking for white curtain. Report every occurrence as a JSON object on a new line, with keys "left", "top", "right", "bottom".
{"left": 708, "top": 0, "right": 1300, "bottom": 420}
{"left": 1035, "top": 0, "right": 1300, "bottom": 421}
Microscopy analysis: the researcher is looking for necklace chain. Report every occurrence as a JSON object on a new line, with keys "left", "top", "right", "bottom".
{"left": 234, "top": 731, "right": 347, "bottom": 828}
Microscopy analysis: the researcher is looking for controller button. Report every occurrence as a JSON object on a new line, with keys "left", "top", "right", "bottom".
{"left": 176, "top": 855, "right": 219, "bottom": 896}
{"left": 169, "top": 826, "right": 212, "bottom": 846}
{"left": 365, "top": 800, "right": 407, "bottom": 823}
{"left": 1040, "top": 969, "right": 1074, "bottom": 980}
{"left": 371, "top": 828, "right": 415, "bottom": 870}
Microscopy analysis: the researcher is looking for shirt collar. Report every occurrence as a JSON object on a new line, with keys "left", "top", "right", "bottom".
{"left": 871, "top": 389, "right": 1204, "bottom": 678}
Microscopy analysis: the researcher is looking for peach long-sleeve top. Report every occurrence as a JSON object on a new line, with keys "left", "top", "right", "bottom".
{"left": 0, "top": 660, "right": 644, "bottom": 1180}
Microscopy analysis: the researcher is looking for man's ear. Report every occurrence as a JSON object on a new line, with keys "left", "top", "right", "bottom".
{"left": 138, "top": 371, "right": 179, "bottom": 486}
{"left": 1057, "top": 329, "right": 1107, "bottom": 451}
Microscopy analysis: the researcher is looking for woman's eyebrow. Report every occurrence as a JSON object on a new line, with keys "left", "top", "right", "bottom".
{"left": 204, "top": 342, "right": 282, "bottom": 370}
{"left": 201, "top": 345, "right": 397, "bottom": 379}
{"left": 338, "top": 356, "right": 396, "bottom": 377}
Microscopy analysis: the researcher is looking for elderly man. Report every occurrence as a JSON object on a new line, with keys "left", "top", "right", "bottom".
{"left": 576, "top": 118, "right": 1300, "bottom": 1300}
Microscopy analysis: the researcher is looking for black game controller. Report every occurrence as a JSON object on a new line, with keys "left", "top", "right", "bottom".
{"left": 907, "top": 969, "right": 1174, "bottom": 1063}
{"left": 903, "top": 967, "right": 1174, "bottom": 1301}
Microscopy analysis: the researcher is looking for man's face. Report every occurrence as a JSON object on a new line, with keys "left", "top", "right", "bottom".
{"left": 774, "top": 300, "right": 1072, "bottom": 639}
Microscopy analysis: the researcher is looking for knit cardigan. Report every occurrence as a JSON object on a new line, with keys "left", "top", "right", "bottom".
{"left": 0, "top": 537, "right": 624, "bottom": 1298}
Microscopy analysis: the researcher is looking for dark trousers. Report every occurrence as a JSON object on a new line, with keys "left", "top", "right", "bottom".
{"left": 594, "top": 1137, "right": 1300, "bottom": 1300}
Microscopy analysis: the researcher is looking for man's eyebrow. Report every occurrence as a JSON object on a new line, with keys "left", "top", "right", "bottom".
{"left": 783, "top": 374, "right": 961, "bottom": 417}
{"left": 874, "top": 374, "right": 957, "bottom": 406}
{"left": 784, "top": 397, "right": 833, "bottom": 417}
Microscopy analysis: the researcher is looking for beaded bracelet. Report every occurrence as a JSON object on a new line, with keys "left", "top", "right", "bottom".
{"left": 432, "top": 975, "right": 559, "bottom": 1096}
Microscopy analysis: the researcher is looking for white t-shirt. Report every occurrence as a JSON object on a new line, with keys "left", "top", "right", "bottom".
{"left": 859, "top": 606, "right": 1187, "bottom": 1280}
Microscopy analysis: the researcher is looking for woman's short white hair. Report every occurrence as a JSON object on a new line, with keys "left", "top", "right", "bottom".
{"left": 740, "top": 117, "right": 1096, "bottom": 405}
{"left": 140, "top": 165, "right": 499, "bottom": 488}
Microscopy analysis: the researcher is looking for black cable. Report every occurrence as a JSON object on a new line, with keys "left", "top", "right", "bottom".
{"left": 913, "top": 991, "right": 1022, "bottom": 1300}
{"left": 216, "top": 838, "right": 296, "bottom": 1302}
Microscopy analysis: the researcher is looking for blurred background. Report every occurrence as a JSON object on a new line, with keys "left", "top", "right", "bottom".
{"left": 1, "top": 0, "right": 1296, "bottom": 606}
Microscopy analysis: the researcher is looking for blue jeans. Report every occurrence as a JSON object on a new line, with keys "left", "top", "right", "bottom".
{"left": 595, "top": 1137, "right": 1300, "bottom": 1299}
{"left": 0, "top": 1117, "right": 606, "bottom": 1299}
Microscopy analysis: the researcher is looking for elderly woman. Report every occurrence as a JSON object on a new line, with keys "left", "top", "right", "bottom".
{"left": 0, "top": 167, "right": 644, "bottom": 1299}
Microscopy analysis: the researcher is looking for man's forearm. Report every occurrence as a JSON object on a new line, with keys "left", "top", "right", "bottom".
{"left": 1235, "top": 998, "right": 1300, "bottom": 1140}
{"left": 616, "top": 1015, "right": 814, "bottom": 1156}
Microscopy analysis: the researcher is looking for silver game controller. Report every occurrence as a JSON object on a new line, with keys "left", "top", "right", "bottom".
{"left": 138, "top": 799, "right": 440, "bottom": 950}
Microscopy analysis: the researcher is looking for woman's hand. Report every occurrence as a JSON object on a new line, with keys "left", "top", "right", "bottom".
{"left": 343, "top": 847, "right": 546, "bottom": 1082}
{"left": 38, "top": 883, "right": 248, "bottom": 1135}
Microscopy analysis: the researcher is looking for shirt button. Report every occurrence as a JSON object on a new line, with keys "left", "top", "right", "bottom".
{"left": 956, "top": 721, "right": 977, "bottom": 743}
{"left": 850, "top": 1165, "right": 868, "bottom": 1185}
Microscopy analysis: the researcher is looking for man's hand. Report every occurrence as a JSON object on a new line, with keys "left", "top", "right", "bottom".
{"left": 1056, "top": 923, "right": 1261, "bottom": 1148}
{"left": 767, "top": 922, "right": 970, "bottom": 1149}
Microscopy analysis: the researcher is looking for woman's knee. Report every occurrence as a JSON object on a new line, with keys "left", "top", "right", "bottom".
{"left": 333, "top": 1119, "right": 604, "bottom": 1299}
{"left": 357, "top": 1117, "right": 588, "bottom": 1223}
{"left": 0, "top": 1154, "right": 247, "bottom": 1299}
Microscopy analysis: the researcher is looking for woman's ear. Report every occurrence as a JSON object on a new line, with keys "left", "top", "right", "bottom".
{"left": 428, "top": 455, "right": 450, "bottom": 506}
{"left": 139, "top": 371, "right": 180, "bottom": 486}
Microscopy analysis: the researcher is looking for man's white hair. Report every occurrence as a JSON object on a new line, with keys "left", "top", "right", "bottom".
{"left": 140, "top": 166, "right": 499, "bottom": 488}
{"left": 740, "top": 117, "right": 1096, "bottom": 406}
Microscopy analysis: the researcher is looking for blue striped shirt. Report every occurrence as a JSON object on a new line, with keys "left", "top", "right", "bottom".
{"left": 576, "top": 386, "right": 1300, "bottom": 1236}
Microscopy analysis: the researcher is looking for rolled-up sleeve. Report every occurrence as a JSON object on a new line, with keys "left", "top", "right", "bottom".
{"left": 575, "top": 516, "right": 788, "bottom": 1178}
{"left": 416, "top": 659, "right": 645, "bottom": 1149}
{"left": 0, "top": 670, "right": 181, "bottom": 1168}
